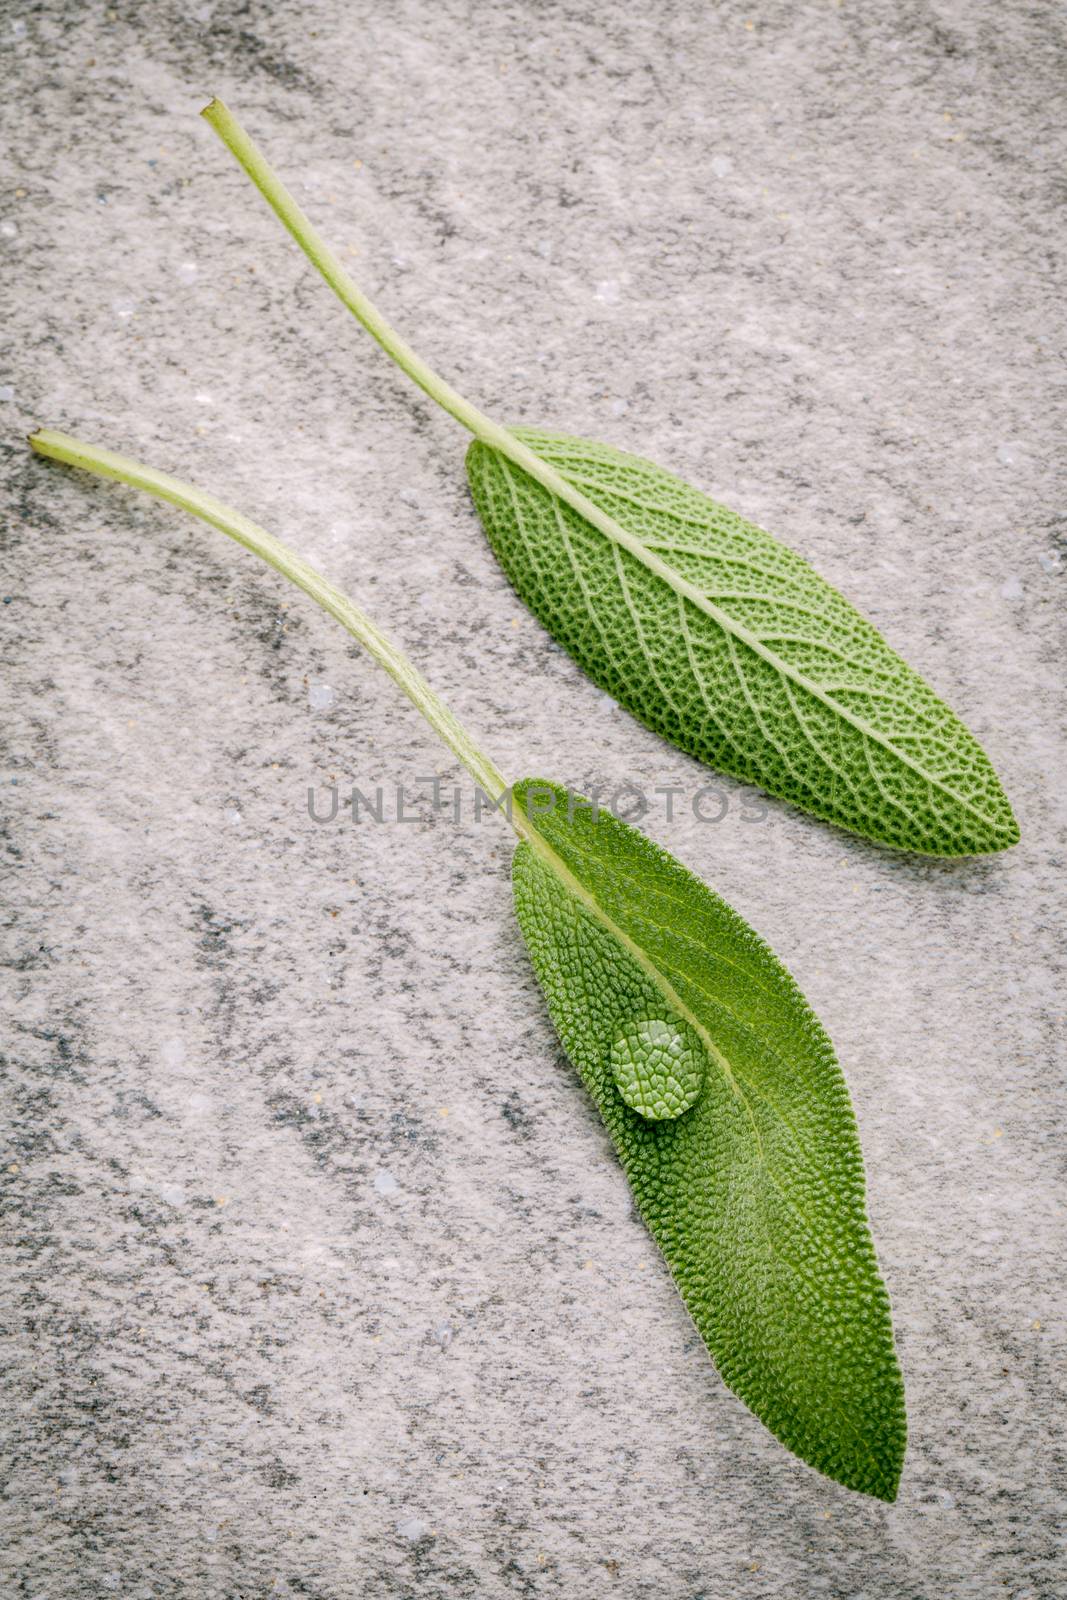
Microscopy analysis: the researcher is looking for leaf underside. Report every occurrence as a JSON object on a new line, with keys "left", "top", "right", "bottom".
{"left": 468, "top": 432, "right": 1018, "bottom": 856}
{"left": 511, "top": 779, "right": 907, "bottom": 1500}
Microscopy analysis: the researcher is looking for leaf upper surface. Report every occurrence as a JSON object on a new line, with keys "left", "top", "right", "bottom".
{"left": 468, "top": 432, "right": 1018, "bottom": 855}
{"left": 511, "top": 779, "right": 907, "bottom": 1499}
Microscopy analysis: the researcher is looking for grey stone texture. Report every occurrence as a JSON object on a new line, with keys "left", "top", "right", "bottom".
{"left": 2, "top": 2, "right": 1064, "bottom": 1596}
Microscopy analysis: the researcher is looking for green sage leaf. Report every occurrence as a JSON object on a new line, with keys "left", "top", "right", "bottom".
{"left": 470, "top": 434, "right": 1018, "bottom": 857}
{"left": 512, "top": 778, "right": 907, "bottom": 1500}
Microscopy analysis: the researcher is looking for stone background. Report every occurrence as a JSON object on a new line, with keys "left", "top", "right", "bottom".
{"left": 2, "top": 2, "right": 1064, "bottom": 1596}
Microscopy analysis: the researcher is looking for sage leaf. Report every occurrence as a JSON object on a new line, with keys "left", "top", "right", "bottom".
{"left": 30, "top": 428, "right": 907, "bottom": 1499}
{"left": 470, "top": 434, "right": 1020, "bottom": 856}
{"left": 512, "top": 778, "right": 906, "bottom": 1501}
{"left": 202, "top": 99, "right": 1018, "bottom": 858}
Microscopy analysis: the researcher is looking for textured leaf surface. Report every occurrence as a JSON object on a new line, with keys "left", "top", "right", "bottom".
{"left": 511, "top": 779, "right": 907, "bottom": 1499}
{"left": 469, "top": 432, "right": 1018, "bottom": 855}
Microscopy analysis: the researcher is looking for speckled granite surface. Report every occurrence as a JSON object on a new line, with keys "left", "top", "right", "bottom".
{"left": 2, "top": 3, "right": 1065, "bottom": 1596}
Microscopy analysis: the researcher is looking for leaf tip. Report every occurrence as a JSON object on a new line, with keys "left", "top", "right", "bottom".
{"left": 873, "top": 1463, "right": 903, "bottom": 1504}
{"left": 971, "top": 793, "right": 1021, "bottom": 856}
{"left": 826, "top": 1439, "right": 905, "bottom": 1503}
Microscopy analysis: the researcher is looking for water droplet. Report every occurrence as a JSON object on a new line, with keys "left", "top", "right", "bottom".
{"left": 710, "top": 154, "right": 734, "bottom": 178}
{"left": 175, "top": 259, "right": 199, "bottom": 284}
{"left": 609, "top": 1015, "right": 705, "bottom": 1121}
{"left": 374, "top": 1169, "right": 398, "bottom": 1196}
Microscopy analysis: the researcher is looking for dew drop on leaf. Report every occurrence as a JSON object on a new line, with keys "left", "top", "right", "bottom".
{"left": 609, "top": 1015, "right": 705, "bottom": 1121}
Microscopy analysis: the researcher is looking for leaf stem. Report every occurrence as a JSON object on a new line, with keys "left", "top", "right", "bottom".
{"left": 201, "top": 98, "right": 503, "bottom": 444}
{"left": 199, "top": 101, "right": 671, "bottom": 572}
{"left": 29, "top": 429, "right": 509, "bottom": 805}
